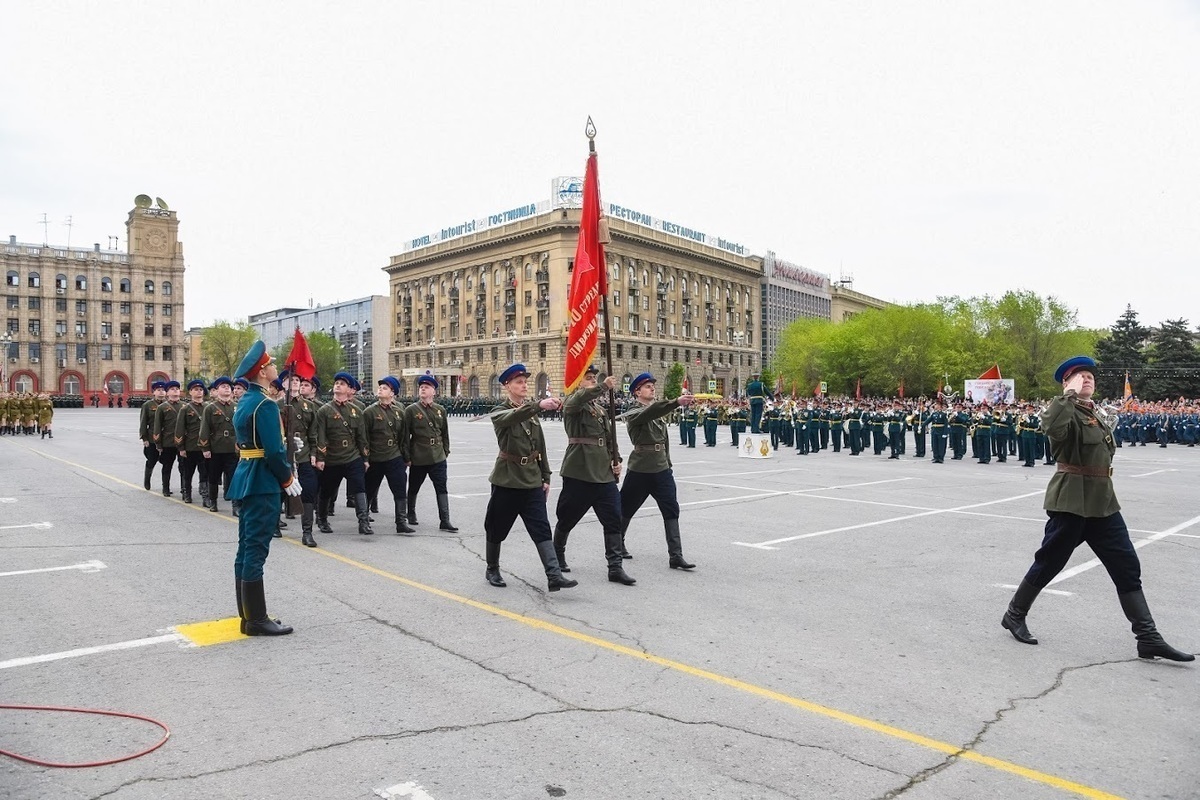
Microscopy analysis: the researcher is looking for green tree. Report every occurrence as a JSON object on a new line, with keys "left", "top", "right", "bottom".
{"left": 201, "top": 320, "right": 257, "bottom": 379}
{"left": 663, "top": 362, "right": 685, "bottom": 399}
{"left": 1143, "top": 319, "right": 1199, "bottom": 399}
{"left": 1093, "top": 305, "right": 1150, "bottom": 398}
{"left": 974, "top": 290, "right": 1083, "bottom": 398}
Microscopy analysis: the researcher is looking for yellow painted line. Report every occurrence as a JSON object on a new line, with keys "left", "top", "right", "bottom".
{"left": 175, "top": 617, "right": 245, "bottom": 646}
{"left": 16, "top": 444, "right": 1124, "bottom": 800}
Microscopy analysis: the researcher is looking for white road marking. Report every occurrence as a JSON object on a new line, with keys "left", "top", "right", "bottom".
{"left": 375, "top": 781, "right": 438, "bottom": 799}
{"left": 0, "top": 633, "right": 186, "bottom": 671}
{"left": 733, "top": 490, "right": 1046, "bottom": 549}
{"left": 0, "top": 497, "right": 17, "bottom": 503}
{"left": 0, "top": 560, "right": 106, "bottom": 578}
{"left": 1048, "top": 512, "right": 1200, "bottom": 586}
{"left": 0, "top": 521, "right": 53, "bottom": 531}
{"left": 1128, "top": 469, "right": 1177, "bottom": 478}
{"left": 996, "top": 583, "right": 1074, "bottom": 597}
{"left": 1168, "top": 532, "right": 1200, "bottom": 539}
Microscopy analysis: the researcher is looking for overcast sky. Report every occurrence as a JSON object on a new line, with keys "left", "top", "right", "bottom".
{"left": 3, "top": 1, "right": 1197, "bottom": 332}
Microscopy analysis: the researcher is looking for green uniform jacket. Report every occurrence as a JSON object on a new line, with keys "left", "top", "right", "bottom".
{"left": 404, "top": 402, "right": 450, "bottom": 465}
{"left": 561, "top": 385, "right": 618, "bottom": 484}
{"left": 282, "top": 396, "right": 318, "bottom": 462}
{"left": 1042, "top": 393, "right": 1119, "bottom": 518}
{"left": 625, "top": 399, "right": 680, "bottom": 473}
{"left": 488, "top": 401, "right": 551, "bottom": 488}
{"left": 363, "top": 401, "right": 407, "bottom": 463}
{"left": 199, "top": 400, "right": 238, "bottom": 454}
{"left": 314, "top": 400, "right": 368, "bottom": 466}
{"left": 38, "top": 398, "right": 53, "bottom": 425}
{"left": 153, "top": 401, "right": 182, "bottom": 446}
{"left": 138, "top": 398, "right": 160, "bottom": 442}
{"left": 175, "top": 400, "right": 207, "bottom": 451}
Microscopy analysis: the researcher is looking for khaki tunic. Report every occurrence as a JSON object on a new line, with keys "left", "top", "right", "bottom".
{"left": 1042, "top": 393, "right": 1119, "bottom": 518}
{"left": 404, "top": 402, "right": 450, "bottom": 465}
{"left": 488, "top": 401, "right": 551, "bottom": 489}
{"left": 199, "top": 401, "right": 238, "bottom": 454}
{"left": 560, "top": 385, "right": 619, "bottom": 484}
{"left": 624, "top": 399, "right": 680, "bottom": 474}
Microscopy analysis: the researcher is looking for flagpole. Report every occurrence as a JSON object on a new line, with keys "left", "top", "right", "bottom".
{"left": 587, "top": 118, "right": 621, "bottom": 469}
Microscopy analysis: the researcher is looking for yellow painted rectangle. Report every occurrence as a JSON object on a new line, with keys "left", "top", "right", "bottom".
{"left": 175, "top": 617, "right": 245, "bottom": 646}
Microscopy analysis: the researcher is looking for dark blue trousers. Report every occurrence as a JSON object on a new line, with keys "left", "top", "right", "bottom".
{"left": 295, "top": 460, "right": 318, "bottom": 503}
{"left": 556, "top": 476, "right": 622, "bottom": 537}
{"left": 234, "top": 492, "right": 278, "bottom": 581}
{"left": 485, "top": 485, "right": 551, "bottom": 544}
{"left": 1022, "top": 511, "right": 1142, "bottom": 593}
{"left": 366, "top": 457, "right": 408, "bottom": 507}
{"left": 408, "top": 459, "right": 449, "bottom": 500}
{"left": 750, "top": 399, "right": 764, "bottom": 433}
{"left": 620, "top": 468, "right": 680, "bottom": 522}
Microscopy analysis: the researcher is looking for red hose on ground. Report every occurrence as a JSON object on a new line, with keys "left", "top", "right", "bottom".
{"left": 0, "top": 704, "right": 170, "bottom": 768}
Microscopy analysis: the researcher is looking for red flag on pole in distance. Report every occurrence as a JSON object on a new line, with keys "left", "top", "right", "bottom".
{"left": 898, "top": 377, "right": 905, "bottom": 398}
{"left": 564, "top": 150, "right": 605, "bottom": 393}
{"left": 813, "top": 381, "right": 821, "bottom": 397}
{"left": 978, "top": 364, "right": 1002, "bottom": 380}
{"left": 284, "top": 327, "right": 317, "bottom": 380}
{"left": 855, "top": 378, "right": 861, "bottom": 400}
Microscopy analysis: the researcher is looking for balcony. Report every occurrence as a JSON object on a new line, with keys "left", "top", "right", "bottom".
{"left": 448, "top": 287, "right": 459, "bottom": 299}
{"left": 535, "top": 270, "right": 549, "bottom": 283}
{"left": 656, "top": 283, "right": 667, "bottom": 295}
{"left": 401, "top": 296, "right": 412, "bottom": 307}
{"left": 681, "top": 289, "right": 690, "bottom": 299}
{"left": 628, "top": 278, "right": 639, "bottom": 291}
{"left": 475, "top": 308, "right": 487, "bottom": 320}
{"left": 503, "top": 302, "right": 516, "bottom": 314}
{"left": 535, "top": 299, "right": 549, "bottom": 310}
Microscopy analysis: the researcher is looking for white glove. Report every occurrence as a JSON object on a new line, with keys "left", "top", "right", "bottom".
{"left": 293, "top": 435, "right": 305, "bottom": 451}
{"left": 283, "top": 478, "right": 302, "bottom": 497}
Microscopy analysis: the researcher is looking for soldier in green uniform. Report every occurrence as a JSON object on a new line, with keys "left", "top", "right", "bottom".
{"left": 845, "top": 403, "right": 862, "bottom": 455}
{"left": 229, "top": 341, "right": 302, "bottom": 637}
{"left": 280, "top": 370, "right": 321, "bottom": 546}
{"left": 553, "top": 366, "right": 633, "bottom": 585}
{"left": 364, "top": 376, "right": 415, "bottom": 536}
{"left": 619, "top": 372, "right": 697, "bottom": 570}
{"left": 37, "top": 393, "right": 54, "bottom": 439}
{"left": 152, "top": 380, "right": 183, "bottom": 497}
{"left": 138, "top": 381, "right": 165, "bottom": 489}
{"left": 993, "top": 403, "right": 1013, "bottom": 463}
{"left": 403, "top": 373, "right": 457, "bottom": 531}
{"left": 201, "top": 377, "right": 239, "bottom": 513}
{"left": 483, "top": 363, "right": 576, "bottom": 591}
{"left": 175, "top": 379, "right": 209, "bottom": 504}
{"left": 1001, "top": 355, "right": 1192, "bottom": 661}
{"left": 313, "top": 372, "right": 372, "bottom": 535}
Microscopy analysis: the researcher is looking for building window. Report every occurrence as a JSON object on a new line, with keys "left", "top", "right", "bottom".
{"left": 56, "top": 274, "right": 68, "bottom": 290}
{"left": 119, "top": 344, "right": 131, "bottom": 360}
{"left": 55, "top": 298, "right": 66, "bottom": 313}
{"left": 75, "top": 321, "right": 87, "bottom": 336}
{"left": 616, "top": 344, "right": 623, "bottom": 358}
{"left": 75, "top": 275, "right": 87, "bottom": 291}
{"left": 100, "top": 322, "right": 111, "bottom": 337}
{"left": 76, "top": 343, "right": 87, "bottom": 360}
{"left": 28, "top": 297, "right": 41, "bottom": 311}
{"left": 101, "top": 277, "right": 112, "bottom": 292}
{"left": 100, "top": 344, "right": 112, "bottom": 360}
{"left": 162, "top": 324, "right": 172, "bottom": 338}
{"left": 162, "top": 346, "right": 172, "bottom": 361}
{"left": 5, "top": 271, "right": 17, "bottom": 287}
{"left": 162, "top": 281, "right": 172, "bottom": 296}
{"left": 162, "top": 304, "right": 172, "bottom": 317}
{"left": 29, "top": 342, "right": 41, "bottom": 362}
{"left": 144, "top": 346, "right": 155, "bottom": 361}
{"left": 6, "top": 317, "right": 17, "bottom": 334}
{"left": 145, "top": 324, "right": 155, "bottom": 336}
{"left": 144, "top": 280, "right": 154, "bottom": 294}
{"left": 120, "top": 302, "right": 131, "bottom": 315}
{"left": 144, "top": 303, "right": 154, "bottom": 317}
{"left": 76, "top": 300, "right": 87, "bottom": 314}
{"left": 120, "top": 322, "right": 130, "bottom": 337}
{"left": 28, "top": 319, "right": 40, "bottom": 335}
{"left": 28, "top": 272, "right": 40, "bottom": 288}
{"left": 101, "top": 301, "right": 111, "bottom": 313}
{"left": 5, "top": 296, "right": 16, "bottom": 310}
{"left": 120, "top": 278, "right": 131, "bottom": 293}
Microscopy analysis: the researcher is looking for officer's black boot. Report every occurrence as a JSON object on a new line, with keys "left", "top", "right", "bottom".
{"left": 619, "top": 518, "right": 633, "bottom": 559}
{"left": 394, "top": 496, "right": 415, "bottom": 534}
{"left": 273, "top": 516, "right": 283, "bottom": 538}
{"left": 1002, "top": 579, "right": 1041, "bottom": 645}
{"left": 552, "top": 524, "right": 571, "bottom": 573}
{"left": 143, "top": 464, "right": 154, "bottom": 491}
{"left": 316, "top": 504, "right": 333, "bottom": 533}
{"left": 241, "top": 579, "right": 293, "bottom": 636}
{"left": 198, "top": 482, "right": 210, "bottom": 509}
{"left": 301, "top": 502, "right": 317, "bottom": 547}
{"left": 605, "top": 532, "right": 636, "bottom": 585}
{"left": 327, "top": 494, "right": 335, "bottom": 516}
{"left": 48, "top": 429, "right": 53, "bottom": 438}
{"left": 355, "top": 493, "right": 374, "bottom": 535}
{"left": 1119, "top": 589, "right": 1195, "bottom": 661}
{"left": 436, "top": 493, "right": 459, "bottom": 532}
{"left": 208, "top": 483, "right": 220, "bottom": 512}
{"left": 232, "top": 500, "right": 241, "bottom": 518}
{"left": 235, "top": 577, "right": 247, "bottom": 635}
{"left": 182, "top": 483, "right": 192, "bottom": 504}
{"left": 486, "top": 541, "right": 506, "bottom": 587}
{"left": 370, "top": 495, "right": 379, "bottom": 514}
{"left": 406, "top": 494, "right": 418, "bottom": 525}
{"left": 665, "top": 518, "right": 695, "bottom": 570}
{"left": 41, "top": 429, "right": 46, "bottom": 439}
{"left": 536, "top": 540, "right": 578, "bottom": 592}
{"left": 162, "top": 472, "right": 172, "bottom": 497}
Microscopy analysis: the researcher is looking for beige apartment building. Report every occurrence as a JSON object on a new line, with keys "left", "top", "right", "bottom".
{"left": 3, "top": 199, "right": 186, "bottom": 397}
{"left": 385, "top": 203, "right": 764, "bottom": 398}
{"left": 830, "top": 282, "right": 890, "bottom": 322}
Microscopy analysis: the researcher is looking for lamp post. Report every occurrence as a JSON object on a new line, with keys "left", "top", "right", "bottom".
{"left": 1, "top": 330, "right": 12, "bottom": 391}
{"left": 732, "top": 330, "right": 745, "bottom": 398}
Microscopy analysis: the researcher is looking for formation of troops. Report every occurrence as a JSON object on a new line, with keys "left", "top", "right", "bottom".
{"left": 0, "top": 391, "right": 54, "bottom": 437}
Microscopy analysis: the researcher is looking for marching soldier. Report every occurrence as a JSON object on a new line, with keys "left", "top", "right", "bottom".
{"left": 928, "top": 400, "right": 949, "bottom": 463}
{"left": 228, "top": 341, "right": 302, "bottom": 637}
{"left": 152, "top": 380, "right": 183, "bottom": 497}
{"left": 680, "top": 401, "right": 699, "bottom": 448}
{"left": 1001, "top": 355, "right": 1192, "bottom": 661}
{"left": 403, "top": 373, "right": 457, "bottom": 531}
{"left": 313, "top": 372, "right": 372, "bottom": 535}
{"left": 619, "top": 372, "right": 697, "bottom": 571}
{"left": 364, "top": 376, "right": 416, "bottom": 537}
{"left": 281, "top": 370, "right": 321, "bottom": 546}
{"left": 483, "top": 363, "right": 575, "bottom": 591}
{"left": 829, "top": 403, "right": 844, "bottom": 452}
{"left": 139, "top": 380, "right": 166, "bottom": 489}
{"left": 553, "top": 367, "right": 632, "bottom": 585}
{"left": 910, "top": 401, "right": 927, "bottom": 458}
{"left": 993, "top": 404, "right": 1013, "bottom": 463}
{"left": 201, "top": 377, "right": 239, "bottom": 514}
{"left": 175, "top": 379, "right": 209, "bottom": 504}
{"left": 37, "top": 393, "right": 54, "bottom": 439}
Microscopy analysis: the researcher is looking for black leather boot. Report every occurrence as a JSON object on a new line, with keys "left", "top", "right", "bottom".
{"left": 605, "top": 532, "right": 636, "bottom": 585}
{"left": 301, "top": 502, "right": 317, "bottom": 547}
{"left": 619, "top": 517, "right": 633, "bottom": 559}
{"left": 182, "top": 484, "right": 192, "bottom": 504}
{"left": 536, "top": 540, "right": 578, "bottom": 591}
{"left": 235, "top": 577, "right": 247, "bottom": 635}
{"left": 552, "top": 524, "right": 571, "bottom": 573}
{"left": 407, "top": 495, "right": 418, "bottom": 525}
{"left": 665, "top": 518, "right": 695, "bottom": 570}
{"left": 162, "top": 473, "right": 172, "bottom": 497}
{"left": 395, "top": 496, "right": 415, "bottom": 534}
{"left": 144, "top": 464, "right": 154, "bottom": 491}
{"left": 316, "top": 505, "right": 333, "bottom": 533}
{"left": 370, "top": 496, "right": 379, "bottom": 514}
{"left": 232, "top": 500, "right": 241, "bottom": 518}
{"left": 208, "top": 484, "right": 220, "bottom": 513}
{"left": 241, "top": 579, "right": 293, "bottom": 636}
{"left": 1002, "top": 579, "right": 1041, "bottom": 645}
{"left": 1119, "top": 589, "right": 1195, "bottom": 661}
{"left": 199, "top": 483, "right": 210, "bottom": 509}
{"left": 486, "top": 541, "right": 506, "bottom": 587}
{"left": 437, "top": 494, "right": 459, "bottom": 532}
{"left": 273, "top": 517, "right": 283, "bottom": 538}
{"left": 355, "top": 493, "right": 374, "bottom": 535}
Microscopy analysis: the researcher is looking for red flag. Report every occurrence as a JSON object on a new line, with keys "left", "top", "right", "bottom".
{"left": 978, "top": 364, "right": 1002, "bottom": 380}
{"left": 855, "top": 378, "right": 861, "bottom": 400}
{"left": 813, "top": 382, "right": 821, "bottom": 397}
{"left": 564, "top": 149, "right": 605, "bottom": 393}
{"left": 898, "top": 377, "right": 905, "bottom": 398}
{"left": 284, "top": 327, "right": 317, "bottom": 380}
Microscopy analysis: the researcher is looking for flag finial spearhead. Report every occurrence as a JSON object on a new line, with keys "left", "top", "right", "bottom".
{"left": 585, "top": 116, "right": 597, "bottom": 152}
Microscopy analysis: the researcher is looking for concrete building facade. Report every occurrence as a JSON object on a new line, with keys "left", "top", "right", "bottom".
{"left": 3, "top": 200, "right": 186, "bottom": 397}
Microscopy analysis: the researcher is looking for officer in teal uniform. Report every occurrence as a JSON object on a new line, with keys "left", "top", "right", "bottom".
{"left": 702, "top": 403, "right": 719, "bottom": 447}
{"left": 228, "top": 341, "right": 302, "bottom": 637}
{"left": 974, "top": 403, "right": 993, "bottom": 464}
{"left": 845, "top": 403, "right": 862, "bottom": 455}
{"left": 680, "top": 403, "right": 699, "bottom": 448}
{"left": 1019, "top": 404, "right": 1040, "bottom": 467}
{"left": 928, "top": 401, "right": 949, "bottom": 463}
{"left": 746, "top": 373, "right": 767, "bottom": 433}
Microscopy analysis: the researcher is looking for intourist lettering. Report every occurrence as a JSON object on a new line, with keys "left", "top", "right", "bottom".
{"left": 440, "top": 220, "right": 476, "bottom": 239}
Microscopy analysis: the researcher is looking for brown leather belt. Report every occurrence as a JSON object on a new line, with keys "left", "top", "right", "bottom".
{"left": 1057, "top": 463, "right": 1113, "bottom": 477}
{"left": 567, "top": 437, "right": 605, "bottom": 447}
{"left": 498, "top": 451, "right": 541, "bottom": 465}
{"left": 634, "top": 443, "right": 664, "bottom": 452}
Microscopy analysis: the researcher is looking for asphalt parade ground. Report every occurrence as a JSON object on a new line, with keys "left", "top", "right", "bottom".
{"left": 1, "top": 409, "right": 1197, "bottom": 800}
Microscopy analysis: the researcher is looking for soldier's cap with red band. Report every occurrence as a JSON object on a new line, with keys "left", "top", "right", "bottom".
{"left": 1054, "top": 355, "right": 1097, "bottom": 384}
{"left": 234, "top": 340, "right": 271, "bottom": 381}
